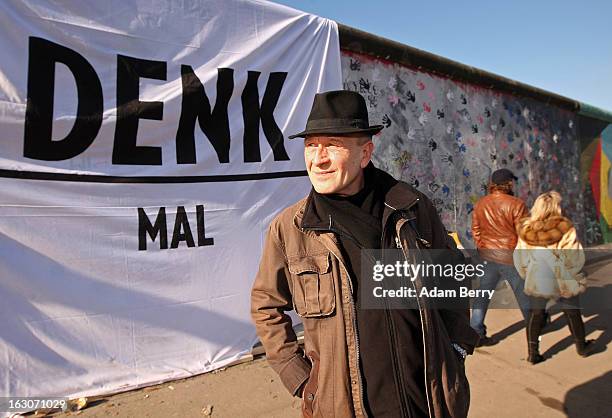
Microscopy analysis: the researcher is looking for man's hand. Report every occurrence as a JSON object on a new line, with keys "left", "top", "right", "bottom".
{"left": 451, "top": 342, "right": 468, "bottom": 362}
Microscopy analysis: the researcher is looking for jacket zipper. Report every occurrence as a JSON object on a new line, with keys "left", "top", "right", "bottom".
{"left": 334, "top": 222, "right": 416, "bottom": 417}
{"left": 382, "top": 202, "right": 420, "bottom": 418}
{"left": 395, "top": 220, "right": 434, "bottom": 418}
{"left": 327, "top": 246, "right": 368, "bottom": 418}
{"left": 302, "top": 224, "right": 368, "bottom": 418}
{"left": 382, "top": 297, "right": 411, "bottom": 417}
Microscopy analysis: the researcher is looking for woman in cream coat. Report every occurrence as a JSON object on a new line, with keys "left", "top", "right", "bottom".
{"left": 513, "top": 191, "right": 594, "bottom": 364}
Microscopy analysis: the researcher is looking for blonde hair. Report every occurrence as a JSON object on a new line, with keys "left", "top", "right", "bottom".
{"left": 529, "top": 191, "right": 562, "bottom": 221}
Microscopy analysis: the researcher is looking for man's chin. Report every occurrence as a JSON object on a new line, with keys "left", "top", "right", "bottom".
{"left": 312, "top": 184, "right": 338, "bottom": 195}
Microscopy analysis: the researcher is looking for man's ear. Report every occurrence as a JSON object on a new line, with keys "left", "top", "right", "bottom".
{"left": 361, "top": 140, "right": 374, "bottom": 168}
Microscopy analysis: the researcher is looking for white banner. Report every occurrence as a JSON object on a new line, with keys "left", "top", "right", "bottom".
{"left": 0, "top": 0, "right": 341, "bottom": 400}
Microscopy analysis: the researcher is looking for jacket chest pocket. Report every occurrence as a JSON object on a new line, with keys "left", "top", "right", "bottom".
{"left": 287, "top": 253, "right": 336, "bottom": 318}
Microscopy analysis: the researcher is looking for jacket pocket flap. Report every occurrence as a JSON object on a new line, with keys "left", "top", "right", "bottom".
{"left": 287, "top": 254, "right": 330, "bottom": 275}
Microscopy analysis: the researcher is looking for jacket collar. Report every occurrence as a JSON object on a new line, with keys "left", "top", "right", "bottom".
{"left": 490, "top": 190, "right": 514, "bottom": 197}
{"left": 381, "top": 180, "right": 420, "bottom": 227}
{"left": 517, "top": 215, "right": 573, "bottom": 246}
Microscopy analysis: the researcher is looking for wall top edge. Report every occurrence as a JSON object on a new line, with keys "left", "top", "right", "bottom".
{"left": 338, "top": 24, "right": 588, "bottom": 114}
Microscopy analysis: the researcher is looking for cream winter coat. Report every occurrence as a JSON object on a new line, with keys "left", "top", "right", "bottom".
{"left": 513, "top": 216, "right": 586, "bottom": 299}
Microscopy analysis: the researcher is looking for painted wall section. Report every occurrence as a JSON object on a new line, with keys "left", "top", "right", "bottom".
{"left": 598, "top": 125, "right": 612, "bottom": 241}
{"left": 341, "top": 51, "right": 583, "bottom": 247}
{"left": 584, "top": 137, "right": 603, "bottom": 244}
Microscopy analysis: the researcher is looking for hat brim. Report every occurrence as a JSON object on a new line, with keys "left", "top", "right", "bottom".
{"left": 288, "top": 125, "right": 384, "bottom": 139}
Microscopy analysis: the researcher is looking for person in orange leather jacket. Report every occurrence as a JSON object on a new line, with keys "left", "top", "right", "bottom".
{"left": 470, "top": 169, "right": 530, "bottom": 345}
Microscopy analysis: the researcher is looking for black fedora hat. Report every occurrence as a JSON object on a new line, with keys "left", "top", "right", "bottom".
{"left": 288, "top": 90, "right": 383, "bottom": 139}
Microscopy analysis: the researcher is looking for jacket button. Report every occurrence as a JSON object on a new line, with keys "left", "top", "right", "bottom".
{"left": 307, "top": 393, "right": 314, "bottom": 401}
{"left": 351, "top": 380, "right": 357, "bottom": 385}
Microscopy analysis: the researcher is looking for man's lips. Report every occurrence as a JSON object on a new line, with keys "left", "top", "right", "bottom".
{"left": 312, "top": 170, "right": 335, "bottom": 176}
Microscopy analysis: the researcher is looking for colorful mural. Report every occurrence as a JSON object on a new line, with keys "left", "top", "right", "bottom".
{"left": 341, "top": 51, "right": 584, "bottom": 247}
{"left": 600, "top": 126, "right": 612, "bottom": 236}
{"left": 586, "top": 125, "right": 612, "bottom": 242}
{"left": 576, "top": 114, "right": 612, "bottom": 245}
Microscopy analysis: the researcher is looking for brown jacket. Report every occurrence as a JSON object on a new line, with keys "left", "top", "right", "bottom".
{"left": 471, "top": 191, "right": 528, "bottom": 265}
{"left": 252, "top": 178, "right": 479, "bottom": 418}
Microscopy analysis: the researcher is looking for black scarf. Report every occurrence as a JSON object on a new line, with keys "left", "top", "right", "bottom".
{"left": 302, "top": 163, "right": 396, "bottom": 293}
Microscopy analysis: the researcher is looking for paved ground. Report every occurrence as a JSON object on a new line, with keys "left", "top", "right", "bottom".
{"left": 47, "top": 254, "right": 612, "bottom": 418}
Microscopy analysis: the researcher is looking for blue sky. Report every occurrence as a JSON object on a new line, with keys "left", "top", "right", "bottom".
{"left": 273, "top": 0, "right": 612, "bottom": 112}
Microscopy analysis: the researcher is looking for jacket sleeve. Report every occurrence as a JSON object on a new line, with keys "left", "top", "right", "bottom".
{"left": 513, "top": 238, "right": 528, "bottom": 279}
{"left": 471, "top": 204, "right": 482, "bottom": 248}
{"left": 558, "top": 227, "right": 585, "bottom": 274}
{"left": 418, "top": 195, "right": 480, "bottom": 353}
{"left": 251, "top": 223, "right": 311, "bottom": 396}
{"left": 513, "top": 200, "right": 529, "bottom": 227}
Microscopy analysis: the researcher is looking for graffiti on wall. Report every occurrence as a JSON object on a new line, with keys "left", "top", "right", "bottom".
{"left": 580, "top": 119, "right": 605, "bottom": 245}
{"left": 341, "top": 51, "right": 583, "bottom": 247}
{"left": 585, "top": 124, "right": 612, "bottom": 243}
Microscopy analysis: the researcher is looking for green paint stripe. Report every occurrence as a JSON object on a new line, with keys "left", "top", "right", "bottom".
{"left": 602, "top": 125, "right": 612, "bottom": 162}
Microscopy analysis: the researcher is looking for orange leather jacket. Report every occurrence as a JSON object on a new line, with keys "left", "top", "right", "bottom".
{"left": 471, "top": 191, "right": 528, "bottom": 265}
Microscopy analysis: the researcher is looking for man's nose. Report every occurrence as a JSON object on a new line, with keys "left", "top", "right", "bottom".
{"left": 313, "top": 144, "right": 329, "bottom": 165}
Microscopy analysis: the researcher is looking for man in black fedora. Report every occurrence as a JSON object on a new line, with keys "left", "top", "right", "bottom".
{"left": 251, "top": 90, "right": 478, "bottom": 418}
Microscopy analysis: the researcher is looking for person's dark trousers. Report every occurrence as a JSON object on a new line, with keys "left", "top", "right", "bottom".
{"left": 526, "top": 297, "right": 547, "bottom": 363}
{"left": 526, "top": 295, "right": 591, "bottom": 361}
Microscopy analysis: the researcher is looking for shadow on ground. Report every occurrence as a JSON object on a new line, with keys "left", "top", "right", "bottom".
{"left": 564, "top": 371, "right": 612, "bottom": 418}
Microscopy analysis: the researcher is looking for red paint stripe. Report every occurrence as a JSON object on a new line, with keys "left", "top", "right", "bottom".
{"left": 589, "top": 137, "right": 602, "bottom": 218}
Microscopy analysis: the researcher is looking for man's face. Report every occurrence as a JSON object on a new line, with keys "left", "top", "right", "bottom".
{"left": 304, "top": 134, "right": 374, "bottom": 196}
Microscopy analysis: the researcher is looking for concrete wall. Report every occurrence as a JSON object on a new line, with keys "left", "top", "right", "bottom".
{"left": 340, "top": 50, "right": 584, "bottom": 247}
